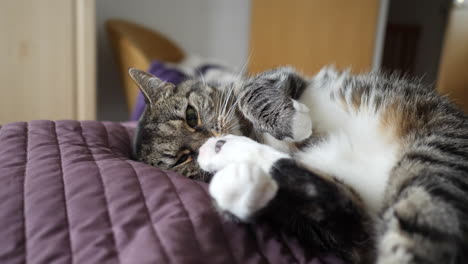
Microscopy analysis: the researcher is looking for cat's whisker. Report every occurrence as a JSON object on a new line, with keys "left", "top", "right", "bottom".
{"left": 215, "top": 95, "right": 225, "bottom": 131}
{"left": 215, "top": 92, "right": 222, "bottom": 117}
{"left": 219, "top": 91, "right": 225, "bottom": 110}
{"left": 212, "top": 70, "right": 248, "bottom": 135}
{"left": 226, "top": 87, "right": 239, "bottom": 121}
{"left": 225, "top": 90, "right": 243, "bottom": 119}
{"left": 218, "top": 88, "right": 232, "bottom": 128}
{"left": 224, "top": 123, "right": 241, "bottom": 132}
{"left": 236, "top": 54, "right": 250, "bottom": 78}
{"left": 224, "top": 102, "right": 238, "bottom": 122}
{"left": 196, "top": 68, "right": 207, "bottom": 87}
{"left": 220, "top": 114, "right": 243, "bottom": 131}
{"left": 215, "top": 89, "right": 226, "bottom": 121}
{"left": 221, "top": 85, "right": 234, "bottom": 117}
{"left": 226, "top": 86, "right": 243, "bottom": 114}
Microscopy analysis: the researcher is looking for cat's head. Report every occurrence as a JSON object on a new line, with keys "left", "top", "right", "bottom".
{"left": 129, "top": 68, "right": 250, "bottom": 181}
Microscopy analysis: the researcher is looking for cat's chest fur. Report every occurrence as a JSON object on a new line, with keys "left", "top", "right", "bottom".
{"left": 262, "top": 76, "right": 401, "bottom": 214}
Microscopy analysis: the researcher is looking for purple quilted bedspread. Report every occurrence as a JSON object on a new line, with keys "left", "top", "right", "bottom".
{"left": 0, "top": 120, "right": 345, "bottom": 264}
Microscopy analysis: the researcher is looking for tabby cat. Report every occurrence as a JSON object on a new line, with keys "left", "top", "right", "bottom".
{"left": 129, "top": 66, "right": 468, "bottom": 264}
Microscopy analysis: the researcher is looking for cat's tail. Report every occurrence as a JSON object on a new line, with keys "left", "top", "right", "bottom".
{"left": 376, "top": 149, "right": 468, "bottom": 264}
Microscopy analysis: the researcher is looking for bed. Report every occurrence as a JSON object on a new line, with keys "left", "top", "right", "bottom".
{"left": 0, "top": 120, "right": 344, "bottom": 264}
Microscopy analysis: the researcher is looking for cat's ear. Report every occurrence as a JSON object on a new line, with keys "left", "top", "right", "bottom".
{"left": 128, "top": 68, "right": 175, "bottom": 108}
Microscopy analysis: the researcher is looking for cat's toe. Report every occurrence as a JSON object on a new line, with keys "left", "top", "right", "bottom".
{"left": 286, "top": 100, "right": 312, "bottom": 142}
{"left": 209, "top": 163, "right": 278, "bottom": 221}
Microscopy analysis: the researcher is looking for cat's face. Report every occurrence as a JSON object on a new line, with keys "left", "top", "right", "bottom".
{"left": 129, "top": 69, "right": 249, "bottom": 181}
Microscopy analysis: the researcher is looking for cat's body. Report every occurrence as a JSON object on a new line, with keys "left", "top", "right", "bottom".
{"left": 260, "top": 67, "right": 401, "bottom": 214}
{"left": 129, "top": 66, "right": 468, "bottom": 264}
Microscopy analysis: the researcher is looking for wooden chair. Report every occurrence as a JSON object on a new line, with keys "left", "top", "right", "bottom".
{"left": 106, "top": 19, "right": 185, "bottom": 112}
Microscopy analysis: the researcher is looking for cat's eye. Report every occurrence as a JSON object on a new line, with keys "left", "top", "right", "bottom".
{"left": 173, "top": 150, "right": 192, "bottom": 168}
{"left": 186, "top": 105, "right": 199, "bottom": 128}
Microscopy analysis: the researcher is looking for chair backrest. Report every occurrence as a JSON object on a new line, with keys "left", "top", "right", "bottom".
{"left": 106, "top": 19, "right": 185, "bottom": 112}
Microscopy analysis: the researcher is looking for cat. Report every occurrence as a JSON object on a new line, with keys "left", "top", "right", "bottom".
{"left": 129, "top": 66, "right": 468, "bottom": 264}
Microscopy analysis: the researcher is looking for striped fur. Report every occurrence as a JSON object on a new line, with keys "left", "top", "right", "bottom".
{"left": 250, "top": 67, "right": 468, "bottom": 263}
{"left": 130, "top": 66, "right": 468, "bottom": 263}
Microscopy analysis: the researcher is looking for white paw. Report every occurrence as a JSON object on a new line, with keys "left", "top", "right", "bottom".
{"left": 197, "top": 135, "right": 288, "bottom": 173}
{"left": 209, "top": 162, "right": 278, "bottom": 220}
{"left": 286, "top": 100, "right": 312, "bottom": 142}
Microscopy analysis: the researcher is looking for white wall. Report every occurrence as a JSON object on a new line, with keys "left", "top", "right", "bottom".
{"left": 96, "top": 0, "right": 251, "bottom": 121}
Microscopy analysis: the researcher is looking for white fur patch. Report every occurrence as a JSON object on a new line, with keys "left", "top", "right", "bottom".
{"left": 296, "top": 72, "right": 400, "bottom": 214}
{"left": 285, "top": 100, "right": 313, "bottom": 142}
{"left": 209, "top": 163, "right": 278, "bottom": 220}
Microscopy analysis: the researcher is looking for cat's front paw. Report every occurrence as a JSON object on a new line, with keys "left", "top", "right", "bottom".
{"left": 209, "top": 162, "right": 278, "bottom": 221}
{"left": 197, "top": 134, "right": 288, "bottom": 173}
{"left": 285, "top": 100, "right": 312, "bottom": 142}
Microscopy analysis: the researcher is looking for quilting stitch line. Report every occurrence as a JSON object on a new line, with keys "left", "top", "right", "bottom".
{"left": 103, "top": 123, "right": 171, "bottom": 263}
{"left": 52, "top": 121, "right": 74, "bottom": 264}
{"left": 78, "top": 122, "right": 121, "bottom": 264}
{"left": 163, "top": 171, "right": 206, "bottom": 260}
{"left": 23, "top": 122, "right": 29, "bottom": 263}
{"left": 193, "top": 181, "right": 240, "bottom": 264}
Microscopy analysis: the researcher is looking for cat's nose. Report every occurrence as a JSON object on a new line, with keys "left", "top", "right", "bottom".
{"left": 215, "top": 140, "right": 226, "bottom": 153}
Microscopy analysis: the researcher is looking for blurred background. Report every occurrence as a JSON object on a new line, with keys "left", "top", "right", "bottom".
{"left": 1, "top": 0, "right": 467, "bottom": 124}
